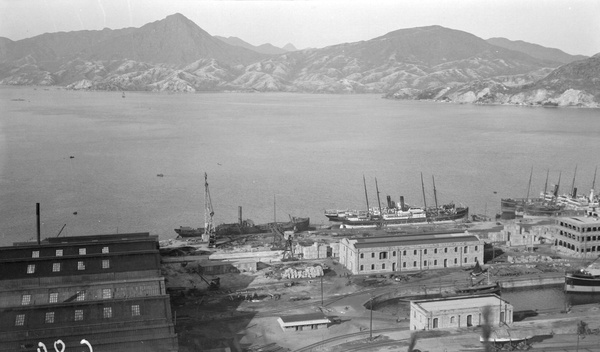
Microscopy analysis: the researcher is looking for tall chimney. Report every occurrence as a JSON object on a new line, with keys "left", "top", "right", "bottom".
{"left": 36, "top": 203, "right": 41, "bottom": 245}
{"left": 400, "top": 196, "right": 405, "bottom": 211}
{"left": 238, "top": 206, "right": 243, "bottom": 226}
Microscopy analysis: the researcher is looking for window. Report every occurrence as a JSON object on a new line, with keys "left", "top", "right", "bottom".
{"left": 56, "top": 249, "right": 63, "bottom": 257}
{"left": 103, "top": 307, "right": 112, "bottom": 319}
{"left": 102, "top": 289, "right": 112, "bottom": 299}
{"left": 79, "top": 248, "right": 86, "bottom": 255}
{"left": 360, "top": 253, "right": 364, "bottom": 259}
{"left": 21, "top": 294, "right": 31, "bottom": 305}
{"left": 393, "top": 251, "right": 396, "bottom": 257}
{"left": 371, "top": 253, "right": 375, "bottom": 258}
{"left": 454, "top": 258, "right": 458, "bottom": 264}
{"left": 424, "top": 249, "right": 427, "bottom": 255}
{"left": 76, "top": 291, "right": 86, "bottom": 302}
{"left": 413, "top": 261, "right": 417, "bottom": 267}
{"left": 403, "top": 250, "right": 406, "bottom": 256}
{"left": 371, "top": 264, "right": 375, "bottom": 270}
{"left": 15, "top": 314, "right": 25, "bottom": 326}
{"left": 131, "top": 305, "right": 141, "bottom": 316}
{"left": 102, "top": 259, "right": 110, "bottom": 269}
{"left": 382, "top": 263, "right": 386, "bottom": 269}
{"left": 434, "top": 260, "right": 438, "bottom": 265}
{"left": 424, "top": 260, "right": 427, "bottom": 266}
{"left": 45, "top": 312, "right": 55, "bottom": 324}
{"left": 379, "top": 252, "right": 388, "bottom": 259}
{"left": 74, "top": 310, "right": 83, "bottom": 321}
{"left": 475, "top": 245, "right": 478, "bottom": 251}
{"left": 49, "top": 292, "right": 58, "bottom": 303}
{"left": 360, "top": 265, "right": 364, "bottom": 271}
{"left": 454, "top": 247, "right": 458, "bottom": 252}
{"left": 403, "top": 262, "right": 406, "bottom": 268}
{"left": 32, "top": 251, "right": 39, "bottom": 258}
{"left": 450, "top": 316, "right": 455, "bottom": 323}
{"left": 52, "top": 263, "right": 61, "bottom": 272}
{"left": 444, "top": 248, "right": 448, "bottom": 253}
{"left": 434, "top": 248, "right": 438, "bottom": 254}
{"left": 78, "top": 261, "right": 85, "bottom": 270}
{"left": 464, "top": 246, "right": 468, "bottom": 253}
{"left": 432, "top": 317, "right": 438, "bottom": 328}
{"left": 413, "top": 250, "right": 417, "bottom": 255}
{"left": 102, "top": 246, "right": 109, "bottom": 253}
{"left": 27, "top": 264, "right": 35, "bottom": 274}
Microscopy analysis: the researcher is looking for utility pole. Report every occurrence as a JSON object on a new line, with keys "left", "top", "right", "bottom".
{"left": 369, "top": 294, "right": 373, "bottom": 341}
{"left": 320, "top": 274, "right": 324, "bottom": 306}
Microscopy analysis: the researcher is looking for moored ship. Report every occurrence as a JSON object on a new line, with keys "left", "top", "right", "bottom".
{"left": 329, "top": 174, "right": 469, "bottom": 229}
{"left": 565, "top": 259, "right": 600, "bottom": 293}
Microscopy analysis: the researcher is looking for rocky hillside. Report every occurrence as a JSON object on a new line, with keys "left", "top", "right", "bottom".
{"left": 1, "top": 14, "right": 598, "bottom": 107}
{"left": 487, "top": 37, "right": 587, "bottom": 64}
{"left": 215, "top": 36, "right": 290, "bottom": 55}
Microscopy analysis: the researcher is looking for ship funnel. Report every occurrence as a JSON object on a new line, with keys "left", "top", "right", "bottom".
{"left": 400, "top": 196, "right": 406, "bottom": 211}
{"left": 36, "top": 203, "right": 41, "bottom": 245}
{"left": 553, "top": 184, "right": 559, "bottom": 197}
{"left": 386, "top": 195, "right": 392, "bottom": 208}
{"left": 573, "top": 187, "right": 578, "bottom": 198}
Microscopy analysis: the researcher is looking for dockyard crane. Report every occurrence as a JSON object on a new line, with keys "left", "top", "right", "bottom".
{"left": 203, "top": 173, "right": 217, "bottom": 248}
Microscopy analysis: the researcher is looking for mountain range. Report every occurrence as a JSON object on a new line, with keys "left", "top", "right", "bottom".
{"left": 0, "top": 13, "right": 598, "bottom": 107}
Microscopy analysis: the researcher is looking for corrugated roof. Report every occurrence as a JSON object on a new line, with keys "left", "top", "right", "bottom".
{"left": 279, "top": 312, "right": 328, "bottom": 323}
{"left": 414, "top": 294, "right": 508, "bottom": 311}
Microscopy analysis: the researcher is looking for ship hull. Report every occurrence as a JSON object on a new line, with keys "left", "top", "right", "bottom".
{"left": 565, "top": 273, "right": 600, "bottom": 293}
{"left": 339, "top": 207, "right": 468, "bottom": 229}
{"left": 174, "top": 227, "right": 204, "bottom": 238}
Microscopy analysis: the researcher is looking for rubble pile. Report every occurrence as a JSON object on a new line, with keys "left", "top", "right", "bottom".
{"left": 281, "top": 265, "right": 324, "bottom": 279}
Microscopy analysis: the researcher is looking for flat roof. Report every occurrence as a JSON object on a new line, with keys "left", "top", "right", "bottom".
{"left": 279, "top": 312, "right": 328, "bottom": 323}
{"left": 413, "top": 294, "right": 507, "bottom": 311}
{"left": 348, "top": 233, "right": 480, "bottom": 249}
{"left": 560, "top": 216, "right": 600, "bottom": 225}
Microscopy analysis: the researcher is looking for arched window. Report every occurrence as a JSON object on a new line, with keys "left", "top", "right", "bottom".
{"left": 450, "top": 316, "right": 455, "bottom": 323}
{"left": 432, "top": 318, "right": 438, "bottom": 328}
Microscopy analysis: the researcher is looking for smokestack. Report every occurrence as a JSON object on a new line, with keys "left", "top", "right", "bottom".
{"left": 36, "top": 203, "right": 41, "bottom": 245}
{"left": 554, "top": 184, "right": 559, "bottom": 197}
{"left": 573, "top": 187, "right": 577, "bottom": 198}
{"left": 386, "top": 195, "right": 392, "bottom": 208}
{"left": 238, "top": 206, "right": 243, "bottom": 226}
{"left": 400, "top": 196, "right": 405, "bottom": 211}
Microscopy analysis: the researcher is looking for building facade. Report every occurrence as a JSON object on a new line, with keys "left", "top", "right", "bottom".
{"left": 339, "top": 231, "right": 483, "bottom": 275}
{"left": 410, "top": 294, "right": 513, "bottom": 331}
{"left": 0, "top": 233, "right": 178, "bottom": 352}
{"left": 553, "top": 216, "right": 600, "bottom": 258}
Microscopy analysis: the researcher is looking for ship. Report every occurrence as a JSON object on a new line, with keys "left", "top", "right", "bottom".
{"left": 330, "top": 174, "right": 469, "bottom": 229}
{"left": 565, "top": 258, "right": 600, "bottom": 293}
{"left": 174, "top": 226, "right": 204, "bottom": 238}
{"left": 175, "top": 173, "right": 216, "bottom": 247}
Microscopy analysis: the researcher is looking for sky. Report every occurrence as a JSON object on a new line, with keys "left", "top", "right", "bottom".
{"left": 0, "top": 0, "right": 599, "bottom": 56}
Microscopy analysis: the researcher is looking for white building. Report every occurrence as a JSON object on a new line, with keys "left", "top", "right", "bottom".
{"left": 410, "top": 294, "right": 513, "bottom": 331}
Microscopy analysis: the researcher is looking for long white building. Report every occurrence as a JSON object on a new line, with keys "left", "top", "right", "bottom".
{"left": 339, "top": 231, "right": 483, "bottom": 275}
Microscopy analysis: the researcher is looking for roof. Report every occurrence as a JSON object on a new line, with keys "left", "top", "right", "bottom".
{"left": 560, "top": 216, "right": 600, "bottom": 225}
{"left": 279, "top": 312, "right": 328, "bottom": 323}
{"left": 413, "top": 294, "right": 508, "bottom": 312}
{"left": 347, "top": 232, "right": 480, "bottom": 249}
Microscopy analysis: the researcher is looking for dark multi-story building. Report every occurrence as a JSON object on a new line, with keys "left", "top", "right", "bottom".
{"left": 553, "top": 216, "right": 600, "bottom": 258}
{"left": 339, "top": 231, "right": 483, "bottom": 275}
{"left": 0, "top": 233, "right": 178, "bottom": 352}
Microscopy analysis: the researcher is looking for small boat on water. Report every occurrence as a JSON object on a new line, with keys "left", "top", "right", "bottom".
{"left": 174, "top": 226, "right": 204, "bottom": 238}
{"left": 565, "top": 258, "right": 600, "bottom": 293}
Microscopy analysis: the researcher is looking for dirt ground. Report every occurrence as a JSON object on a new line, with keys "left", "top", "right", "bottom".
{"left": 161, "top": 219, "right": 599, "bottom": 352}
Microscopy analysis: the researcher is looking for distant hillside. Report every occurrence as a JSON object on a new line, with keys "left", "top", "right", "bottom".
{"left": 282, "top": 43, "right": 297, "bottom": 52}
{"left": 215, "top": 36, "right": 289, "bottom": 55}
{"left": 487, "top": 37, "right": 588, "bottom": 64}
{"left": 0, "top": 14, "right": 598, "bottom": 107}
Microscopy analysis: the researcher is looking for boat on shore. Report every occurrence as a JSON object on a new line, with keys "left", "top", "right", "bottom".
{"left": 565, "top": 259, "right": 600, "bottom": 293}
{"left": 174, "top": 226, "right": 204, "bottom": 238}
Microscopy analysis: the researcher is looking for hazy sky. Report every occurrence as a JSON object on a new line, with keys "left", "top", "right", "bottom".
{"left": 1, "top": 0, "right": 599, "bottom": 56}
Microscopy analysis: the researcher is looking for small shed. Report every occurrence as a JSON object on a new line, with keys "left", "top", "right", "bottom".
{"left": 277, "top": 312, "right": 330, "bottom": 332}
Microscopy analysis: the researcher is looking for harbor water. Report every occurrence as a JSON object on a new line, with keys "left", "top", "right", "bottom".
{"left": 1, "top": 87, "right": 600, "bottom": 245}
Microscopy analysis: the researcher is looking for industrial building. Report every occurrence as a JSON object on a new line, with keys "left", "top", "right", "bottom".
{"left": 0, "top": 232, "right": 178, "bottom": 352}
{"left": 553, "top": 216, "right": 600, "bottom": 258}
{"left": 410, "top": 294, "right": 513, "bottom": 331}
{"left": 338, "top": 231, "right": 483, "bottom": 275}
{"left": 277, "top": 312, "right": 330, "bottom": 332}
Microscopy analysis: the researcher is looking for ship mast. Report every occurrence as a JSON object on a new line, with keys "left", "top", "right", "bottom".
{"left": 554, "top": 171, "right": 562, "bottom": 200}
{"left": 203, "top": 172, "right": 216, "bottom": 248}
{"left": 375, "top": 177, "right": 383, "bottom": 226}
{"left": 363, "top": 175, "right": 370, "bottom": 212}
{"left": 432, "top": 175, "right": 439, "bottom": 210}
{"left": 543, "top": 169, "right": 549, "bottom": 196}
{"left": 526, "top": 166, "right": 533, "bottom": 201}
{"left": 421, "top": 173, "right": 427, "bottom": 209}
{"left": 571, "top": 165, "right": 578, "bottom": 197}
{"left": 592, "top": 166, "right": 597, "bottom": 191}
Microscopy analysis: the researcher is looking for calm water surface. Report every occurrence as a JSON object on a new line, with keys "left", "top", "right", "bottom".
{"left": 1, "top": 87, "right": 599, "bottom": 245}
